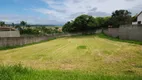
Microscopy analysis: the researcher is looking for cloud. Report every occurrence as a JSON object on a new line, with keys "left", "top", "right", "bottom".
{"left": 69, "top": 12, "right": 86, "bottom": 19}
{"left": 33, "top": 0, "right": 142, "bottom": 24}
{"left": 128, "top": 4, "right": 142, "bottom": 15}
{"left": 88, "top": 7, "right": 110, "bottom": 17}
{"left": 0, "top": 14, "right": 63, "bottom": 25}
{"left": 125, "top": 0, "right": 135, "bottom": 1}
{"left": 1, "top": 0, "right": 142, "bottom": 25}
{"left": 34, "top": 0, "right": 112, "bottom": 23}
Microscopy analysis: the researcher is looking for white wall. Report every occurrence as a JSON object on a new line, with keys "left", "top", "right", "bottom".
{"left": 132, "top": 22, "right": 137, "bottom": 25}
{"left": 0, "top": 31, "right": 20, "bottom": 37}
{"left": 137, "top": 13, "right": 142, "bottom": 23}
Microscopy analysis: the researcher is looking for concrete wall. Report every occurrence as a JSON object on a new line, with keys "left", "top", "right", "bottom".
{"left": 119, "top": 25, "right": 142, "bottom": 41}
{"left": 0, "top": 36, "right": 50, "bottom": 47}
{"left": 103, "top": 28, "right": 119, "bottom": 38}
{"left": 0, "top": 31, "right": 20, "bottom": 37}
{"left": 96, "top": 29, "right": 102, "bottom": 34}
{"left": 103, "top": 25, "right": 142, "bottom": 41}
{"left": 0, "top": 33, "right": 82, "bottom": 47}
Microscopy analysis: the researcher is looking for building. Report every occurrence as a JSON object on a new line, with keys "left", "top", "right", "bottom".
{"left": 132, "top": 11, "right": 142, "bottom": 25}
{"left": 0, "top": 27, "right": 20, "bottom": 37}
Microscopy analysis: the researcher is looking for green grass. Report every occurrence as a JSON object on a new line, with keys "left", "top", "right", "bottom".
{"left": 0, "top": 64, "right": 141, "bottom": 80}
{"left": 0, "top": 34, "right": 142, "bottom": 80}
{"left": 98, "top": 33, "right": 142, "bottom": 45}
{"left": 77, "top": 45, "right": 87, "bottom": 49}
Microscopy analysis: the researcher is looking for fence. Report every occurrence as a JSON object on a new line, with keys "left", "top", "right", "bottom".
{"left": 0, "top": 33, "right": 82, "bottom": 47}
{"left": 103, "top": 28, "right": 119, "bottom": 38}
{"left": 0, "top": 31, "right": 20, "bottom": 37}
{"left": 119, "top": 25, "right": 142, "bottom": 41}
{"left": 0, "top": 30, "right": 103, "bottom": 47}
{"left": 103, "top": 25, "right": 142, "bottom": 41}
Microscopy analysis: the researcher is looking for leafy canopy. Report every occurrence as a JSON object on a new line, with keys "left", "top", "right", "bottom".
{"left": 109, "top": 10, "right": 132, "bottom": 27}
{"left": 0, "top": 21, "right": 5, "bottom": 26}
{"left": 63, "top": 15, "right": 109, "bottom": 33}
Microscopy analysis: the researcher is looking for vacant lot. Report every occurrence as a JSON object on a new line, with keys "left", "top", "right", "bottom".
{"left": 0, "top": 34, "right": 142, "bottom": 79}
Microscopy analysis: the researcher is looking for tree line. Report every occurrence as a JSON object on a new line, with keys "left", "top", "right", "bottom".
{"left": 0, "top": 21, "right": 61, "bottom": 35}
{"left": 0, "top": 9, "right": 138, "bottom": 35}
{"left": 62, "top": 10, "right": 133, "bottom": 33}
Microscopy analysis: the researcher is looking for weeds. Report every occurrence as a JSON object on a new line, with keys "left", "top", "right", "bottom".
{"left": 77, "top": 45, "right": 87, "bottom": 49}
{"left": 0, "top": 64, "right": 142, "bottom": 80}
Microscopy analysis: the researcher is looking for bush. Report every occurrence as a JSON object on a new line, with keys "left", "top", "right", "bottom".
{"left": 0, "top": 64, "right": 31, "bottom": 80}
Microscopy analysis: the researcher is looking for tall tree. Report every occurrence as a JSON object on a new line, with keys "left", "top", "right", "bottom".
{"left": 12, "top": 23, "right": 15, "bottom": 27}
{"left": 110, "top": 10, "right": 131, "bottom": 27}
{"left": 0, "top": 21, "right": 5, "bottom": 26}
{"left": 63, "top": 15, "right": 100, "bottom": 33}
{"left": 132, "top": 15, "right": 137, "bottom": 22}
{"left": 73, "top": 15, "right": 97, "bottom": 32}
{"left": 20, "top": 21, "right": 27, "bottom": 27}
{"left": 62, "top": 21, "right": 74, "bottom": 32}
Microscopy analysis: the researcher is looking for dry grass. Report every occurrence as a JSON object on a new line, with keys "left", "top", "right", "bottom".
{"left": 0, "top": 35, "right": 142, "bottom": 76}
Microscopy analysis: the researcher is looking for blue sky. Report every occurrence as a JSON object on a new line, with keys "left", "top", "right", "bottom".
{"left": 0, "top": 0, "right": 47, "bottom": 15}
{"left": 0, "top": 0, "right": 142, "bottom": 25}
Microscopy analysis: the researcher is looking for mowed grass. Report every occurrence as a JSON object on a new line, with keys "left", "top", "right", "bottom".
{"left": 0, "top": 34, "right": 142, "bottom": 80}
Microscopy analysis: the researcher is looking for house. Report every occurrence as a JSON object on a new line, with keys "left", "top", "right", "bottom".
{"left": 132, "top": 11, "right": 142, "bottom": 25}
{"left": 0, "top": 27, "right": 20, "bottom": 37}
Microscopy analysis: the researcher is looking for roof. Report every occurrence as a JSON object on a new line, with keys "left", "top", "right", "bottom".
{"left": 137, "top": 11, "right": 142, "bottom": 17}
{"left": 0, "top": 27, "right": 16, "bottom": 31}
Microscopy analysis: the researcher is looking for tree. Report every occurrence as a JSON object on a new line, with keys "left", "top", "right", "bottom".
{"left": 95, "top": 17, "right": 104, "bottom": 27}
{"left": 62, "top": 15, "right": 108, "bottom": 33}
{"left": 26, "top": 25, "right": 31, "bottom": 28}
{"left": 12, "top": 23, "right": 15, "bottom": 27}
{"left": 73, "top": 15, "right": 92, "bottom": 32}
{"left": 53, "top": 27, "right": 60, "bottom": 33}
{"left": 20, "top": 21, "right": 27, "bottom": 27}
{"left": 62, "top": 21, "right": 74, "bottom": 32}
{"left": 15, "top": 25, "right": 23, "bottom": 34}
{"left": 110, "top": 10, "right": 131, "bottom": 27}
{"left": 72, "top": 15, "right": 100, "bottom": 33}
{"left": 0, "top": 21, "right": 5, "bottom": 26}
{"left": 102, "top": 17, "right": 111, "bottom": 28}
{"left": 132, "top": 15, "right": 137, "bottom": 22}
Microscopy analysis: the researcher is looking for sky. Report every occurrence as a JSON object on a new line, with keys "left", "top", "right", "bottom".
{"left": 0, "top": 0, "right": 142, "bottom": 25}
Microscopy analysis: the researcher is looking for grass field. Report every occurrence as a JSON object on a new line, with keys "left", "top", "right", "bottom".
{"left": 0, "top": 34, "right": 142, "bottom": 80}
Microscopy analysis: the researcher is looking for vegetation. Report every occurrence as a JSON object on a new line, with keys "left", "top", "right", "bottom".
{"left": 0, "top": 21, "right": 5, "bottom": 26}
{"left": 62, "top": 15, "right": 110, "bottom": 33}
{"left": 20, "top": 21, "right": 27, "bottom": 27}
{"left": 0, "top": 9, "right": 141, "bottom": 80}
{"left": 13, "top": 21, "right": 61, "bottom": 35}
{"left": 12, "top": 23, "right": 15, "bottom": 27}
{"left": 132, "top": 15, "right": 137, "bottom": 22}
{"left": 109, "top": 10, "right": 132, "bottom": 27}
{"left": 0, "top": 34, "right": 142, "bottom": 80}
{"left": 0, "top": 10, "right": 136, "bottom": 35}
{"left": 0, "top": 20, "right": 61, "bottom": 35}
{"left": 98, "top": 33, "right": 142, "bottom": 45}
{"left": 0, "top": 64, "right": 141, "bottom": 80}
{"left": 63, "top": 10, "right": 133, "bottom": 33}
